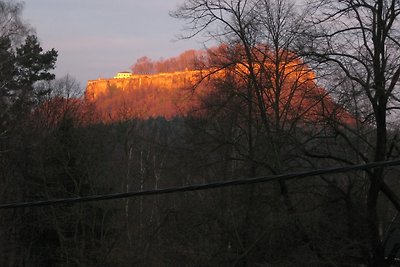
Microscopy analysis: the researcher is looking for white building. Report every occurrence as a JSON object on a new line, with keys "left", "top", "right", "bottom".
{"left": 114, "top": 72, "right": 133, "bottom": 79}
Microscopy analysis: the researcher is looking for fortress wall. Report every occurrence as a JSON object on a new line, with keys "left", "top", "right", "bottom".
{"left": 85, "top": 70, "right": 205, "bottom": 101}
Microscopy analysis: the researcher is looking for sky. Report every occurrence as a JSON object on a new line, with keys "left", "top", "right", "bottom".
{"left": 23, "top": 0, "right": 206, "bottom": 87}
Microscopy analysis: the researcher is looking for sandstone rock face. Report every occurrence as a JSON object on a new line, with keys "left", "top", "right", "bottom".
{"left": 84, "top": 67, "right": 355, "bottom": 125}
{"left": 86, "top": 70, "right": 203, "bottom": 101}
{"left": 85, "top": 71, "right": 208, "bottom": 122}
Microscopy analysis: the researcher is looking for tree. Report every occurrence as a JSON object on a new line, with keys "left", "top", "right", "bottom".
{"left": 0, "top": 1, "right": 60, "bottom": 266}
{"left": 301, "top": 0, "right": 400, "bottom": 265}
{"left": 131, "top": 56, "right": 155, "bottom": 74}
{"left": 0, "top": 1, "right": 52, "bottom": 121}
{"left": 0, "top": 0, "right": 29, "bottom": 42}
{"left": 0, "top": 36, "right": 16, "bottom": 103}
{"left": 0, "top": 34, "right": 57, "bottom": 126}
{"left": 172, "top": 0, "right": 352, "bottom": 265}
{"left": 15, "top": 35, "right": 57, "bottom": 89}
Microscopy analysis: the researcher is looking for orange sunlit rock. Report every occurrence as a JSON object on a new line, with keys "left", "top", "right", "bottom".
{"left": 84, "top": 71, "right": 354, "bottom": 125}
{"left": 85, "top": 70, "right": 210, "bottom": 122}
{"left": 80, "top": 47, "right": 356, "bottom": 125}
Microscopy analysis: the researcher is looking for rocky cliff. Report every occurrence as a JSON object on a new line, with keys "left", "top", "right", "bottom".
{"left": 86, "top": 70, "right": 204, "bottom": 101}
{"left": 84, "top": 66, "right": 355, "bottom": 125}
{"left": 85, "top": 70, "right": 210, "bottom": 122}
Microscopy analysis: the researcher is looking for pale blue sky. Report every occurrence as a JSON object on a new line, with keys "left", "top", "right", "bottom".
{"left": 23, "top": 0, "right": 205, "bottom": 87}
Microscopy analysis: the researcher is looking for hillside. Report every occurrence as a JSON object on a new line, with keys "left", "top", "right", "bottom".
{"left": 84, "top": 66, "right": 354, "bottom": 125}
{"left": 80, "top": 45, "right": 354, "bottom": 124}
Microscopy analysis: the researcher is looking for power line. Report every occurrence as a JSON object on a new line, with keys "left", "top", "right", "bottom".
{"left": 1, "top": 159, "right": 400, "bottom": 210}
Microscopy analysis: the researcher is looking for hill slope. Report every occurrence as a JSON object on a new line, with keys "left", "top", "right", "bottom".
{"left": 83, "top": 48, "right": 355, "bottom": 125}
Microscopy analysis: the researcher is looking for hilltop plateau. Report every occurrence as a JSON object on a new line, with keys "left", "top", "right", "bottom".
{"left": 82, "top": 47, "right": 354, "bottom": 125}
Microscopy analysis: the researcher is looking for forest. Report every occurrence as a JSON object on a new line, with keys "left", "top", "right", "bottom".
{"left": 1, "top": 0, "right": 400, "bottom": 266}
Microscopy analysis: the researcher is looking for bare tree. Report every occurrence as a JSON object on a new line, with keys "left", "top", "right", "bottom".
{"left": 172, "top": 0, "right": 350, "bottom": 265}
{"left": 0, "top": 0, "right": 30, "bottom": 43}
{"left": 301, "top": 0, "right": 400, "bottom": 265}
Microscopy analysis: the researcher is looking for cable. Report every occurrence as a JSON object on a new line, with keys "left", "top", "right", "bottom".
{"left": 0, "top": 159, "right": 400, "bottom": 210}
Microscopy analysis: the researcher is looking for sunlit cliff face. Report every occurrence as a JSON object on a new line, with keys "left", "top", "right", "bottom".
{"left": 85, "top": 70, "right": 209, "bottom": 122}
{"left": 79, "top": 46, "right": 355, "bottom": 124}
{"left": 84, "top": 63, "right": 355, "bottom": 126}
